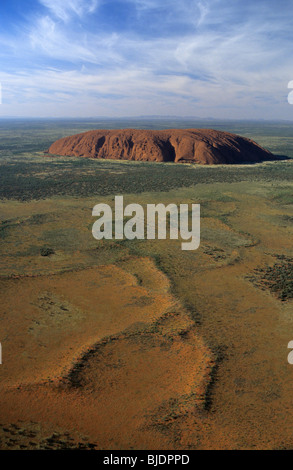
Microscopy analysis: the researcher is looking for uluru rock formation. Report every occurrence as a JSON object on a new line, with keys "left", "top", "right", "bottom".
{"left": 47, "top": 129, "right": 273, "bottom": 165}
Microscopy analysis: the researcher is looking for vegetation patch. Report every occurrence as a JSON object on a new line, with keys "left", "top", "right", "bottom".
{"left": 40, "top": 247, "right": 55, "bottom": 257}
{"left": 0, "top": 423, "right": 96, "bottom": 450}
{"left": 250, "top": 256, "right": 293, "bottom": 301}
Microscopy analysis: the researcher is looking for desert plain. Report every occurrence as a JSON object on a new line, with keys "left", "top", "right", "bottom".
{"left": 0, "top": 119, "right": 292, "bottom": 450}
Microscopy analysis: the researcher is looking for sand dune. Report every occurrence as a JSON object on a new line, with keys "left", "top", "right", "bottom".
{"left": 0, "top": 257, "right": 213, "bottom": 450}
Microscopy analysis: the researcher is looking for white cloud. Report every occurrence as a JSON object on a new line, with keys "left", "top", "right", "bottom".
{"left": 197, "top": 1, "right": 210, "bottom": 26}
{"left": 133, "top": 0, "right": 213, "bottom": 28}
{"left": 30, "top": 16, "right": 94, "bottom": 61}
{"left": 29, "top": 15, "right": 121, "bottom": 65}
{"left": 38, "top": 0, "right": 99, "bottom": 22}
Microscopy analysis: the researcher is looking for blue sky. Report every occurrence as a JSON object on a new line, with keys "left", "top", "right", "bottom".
{"left": 0, "top": 0, "right": 292, "bottom": 119}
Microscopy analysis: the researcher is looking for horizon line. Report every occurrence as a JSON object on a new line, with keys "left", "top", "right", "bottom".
{"left": 0, "top": 116, "right": 293, "bottom": 123}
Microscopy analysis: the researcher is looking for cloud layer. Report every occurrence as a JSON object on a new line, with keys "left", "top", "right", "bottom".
{"left": 0, "top": 0, "right": 292, "bottom": 118}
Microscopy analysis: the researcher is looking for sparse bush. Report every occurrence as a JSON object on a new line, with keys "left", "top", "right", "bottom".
{"left": 40, "top": 247, "right": 55, "bottom": 257}
{"left": 251, "top": 256, "right": 293, "bottom": 301}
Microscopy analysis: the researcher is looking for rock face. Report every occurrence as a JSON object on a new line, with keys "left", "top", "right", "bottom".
{"left": 48, "top": 129, "right": 273, "bottom": 164}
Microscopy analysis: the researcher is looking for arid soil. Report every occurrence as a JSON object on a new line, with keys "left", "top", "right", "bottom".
{"left": 0, "top": 168, "right": 292, "bottom": 450}
{"left": 48, "top": 129, "right": 273, "bottom": 164}
{"left": 0, "top": 257, "right": 213, "bottom": 450}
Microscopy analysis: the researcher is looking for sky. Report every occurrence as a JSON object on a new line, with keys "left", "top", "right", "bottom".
{"left": 0, "top": 0, "right": 293, "bottom": 119}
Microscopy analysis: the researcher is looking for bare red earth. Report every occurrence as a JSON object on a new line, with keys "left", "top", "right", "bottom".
{"left": 47, "top": 128, "right": 273, "bottom": 164}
